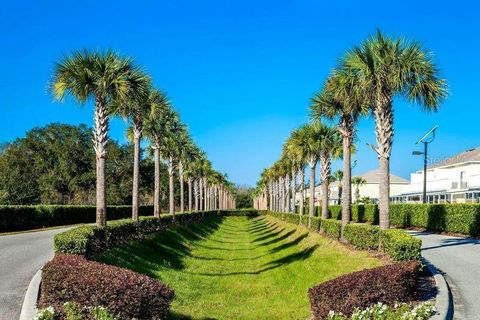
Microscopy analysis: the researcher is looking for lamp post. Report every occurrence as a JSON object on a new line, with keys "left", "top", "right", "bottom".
{"left": 413, "top": 125, "right": 438, "bottom": 204}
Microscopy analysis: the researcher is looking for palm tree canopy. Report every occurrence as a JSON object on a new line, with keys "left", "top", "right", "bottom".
{"left": 51, "top": 50, "right": 149, "bottom": 107}
{"left": 311, "top": 68, "right": 369, "bottom": 123}
{"left": 143, "top": 89, "right": 173, "bottom": 145}
{"left": 343, "top": 30, "right": 447, "bottom": 110}
{"left": 352, "top": 176, "right": 367, "bottom": 186}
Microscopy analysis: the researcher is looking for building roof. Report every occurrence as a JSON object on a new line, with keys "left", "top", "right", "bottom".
{"left": 355, "top": 169, "right": 409, "bottom": 184}
{"left": 428, "top": 147, "right": 480, "bottom": 169}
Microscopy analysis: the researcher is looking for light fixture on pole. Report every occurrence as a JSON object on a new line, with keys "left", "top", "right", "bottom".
{"left": 412, "top": 125, "right": 438, "bottom": 203}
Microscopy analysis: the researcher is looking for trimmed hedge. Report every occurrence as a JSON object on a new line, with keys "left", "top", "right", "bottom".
{"left": 320, "top": 219, "right": 342, "bottom": 239}
{"left": 262, "top": 211, "right": 421, "bottom": 261}
{"left": 54, "top": 210, "right": 254, "bottom": 258}
{"left": 0, "top": 205, "right": 154, "bottom": 232}
{"left": 327, "top": 203, "right": 480, "bottom": 236}
{"left": 308, "top": 261, "right": 421, "bottom": 319}
{"left": 329, "top": 205, "right": 342, "bottom": 219}
{"left": 344, "top": 223, "right": 380, "bottom": 250}
{"left": 39, "top": 254, "right": 174, "bottom": 319}
{"left": 380, "top": 229, "right": 422, "bottom": 261}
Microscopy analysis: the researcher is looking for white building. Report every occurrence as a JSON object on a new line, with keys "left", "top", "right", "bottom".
{"left": 300, "top": 168, "right": 409, "bottom": 205}
{"left": 401, "top": 147, "right": 480, "bottom": 203}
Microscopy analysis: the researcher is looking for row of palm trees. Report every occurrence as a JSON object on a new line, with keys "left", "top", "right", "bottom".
{"left": 51, "top": 50, "right": 236, "bottom": 227}
{"left": 254, "top": 30, "right": 447, "bottom": 232}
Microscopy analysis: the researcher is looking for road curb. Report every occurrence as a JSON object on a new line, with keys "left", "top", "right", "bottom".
{"left": 19, "top": 269, "right": 41, "bottom": 320}
{"left": 422, "top": 258, "right": 453, "bottom": 320}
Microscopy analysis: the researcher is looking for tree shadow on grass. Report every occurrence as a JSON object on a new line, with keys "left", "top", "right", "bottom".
{"left": 185, "top": 244, "right": 320, "bottom": 276}
{"left": 96, "top": 216, "right": 224, "bottom": 276}
{"left": 268, "top": 233, "right": 309, "bottom": 254}
{"left": 258, "top": 229, "right": 296, "bottom": 246}
{"left": 252, "top": 227, "right": 285, "bottom": 243}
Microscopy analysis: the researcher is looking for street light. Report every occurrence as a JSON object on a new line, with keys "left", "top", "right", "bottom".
{"left": 412, "top": 125, "right": 438, "bottom": 203}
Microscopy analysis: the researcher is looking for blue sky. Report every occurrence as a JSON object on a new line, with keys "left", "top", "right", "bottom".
{"left": 1, "top": 0, "right": 479, "bottom": 186}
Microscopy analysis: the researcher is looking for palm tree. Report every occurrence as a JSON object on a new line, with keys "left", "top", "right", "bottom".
{"left": 317, "top": 124, "right": 342, "bottom": 219}
{"left": 183, "top": 145, "right": 201, "bottom": 212}
{"left": 51, "top": 50, "right": 145, "bottom": 226}
{"left": 176, "top": 130, "right": 193, "bottom": 213}
{"left": 290, "top": 124, "right": 323, "bottom": 226}
{"left": 345, "top": 30, "right": 447, "bottom": 229}
{"left": 143, "top": 90, "right": 172, "bottom": 218}
{"left": 286, "top": 128, "right": 309, "bottom": 217}
{"left": 332, "top": 170, "right": 343, "bottom": 205}
{"left": 352, "top": 176, "right": 366, "bottom": 203}
{"left": 284, "top": 131, "right": 307, "bottom": 214}
{"left": 160, "top": 111, "right": 185, "bottom": 217}
{"left": 311, "top": 69, "right": 366, "bottom": 229}
{"left": 111, "top": 78, "right": 151, "bottom": 221}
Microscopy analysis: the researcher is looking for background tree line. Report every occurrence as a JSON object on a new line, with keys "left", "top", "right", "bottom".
{"left": 0, "top": 122, "right": 179, "bottom": 208}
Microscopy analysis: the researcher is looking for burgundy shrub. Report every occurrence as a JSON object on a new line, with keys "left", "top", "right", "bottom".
{"left": 39, "top": 254, "right": 174, "bottom": 320}
{"left": 308, "top": 261, "right": 421, "bottom": 319}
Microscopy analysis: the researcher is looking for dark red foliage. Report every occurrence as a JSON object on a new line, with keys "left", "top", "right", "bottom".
{"left": 39, "top": 254, "right": 175, "bottom": 320}
{"left": 308, "top": 261, "right": 421, "bottom": 319}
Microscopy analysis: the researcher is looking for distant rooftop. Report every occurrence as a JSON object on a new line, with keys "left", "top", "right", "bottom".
{"left": 355, "top": 169, "right": 409, "bottom": 184}
{"left": 428, "top": 147, "right": 480, "bottom": 169}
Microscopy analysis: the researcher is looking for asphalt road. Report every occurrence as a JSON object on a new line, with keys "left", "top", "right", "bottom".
{"left": 409, "top": 231, "right": 480, "bottom": 320}
{"left": 0, "top": 228, "right": 70, "bottom": 320}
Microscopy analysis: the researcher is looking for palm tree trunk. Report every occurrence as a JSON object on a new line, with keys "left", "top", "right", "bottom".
{"left": 179, "top": 161, "right": 184, "bottom": 212}
{"left": 132, "top": 127, "right": 141, "bottom": 221}
{"left": 321, "top": 154, "right": 331, "bottom": 220}
{"left": 93, "top": 98, "right": 108, "bottom": 227}
{"left": 309, "top": 161, "right": 316, "bottom": 227}
{"left": 194, "top": 179, "right": 199, "bottom": 211}
{"left": 374, "top": 99, "right": 393, "bottom": 230}
{"left": 153, "top": 146, "right": 161, "bottom": 218}
{"left": 168, "top": 155, "right": 175, "bottom": 217}
{"left": 291, "top": 169, "right": 296, "bottom": 213}
{"left": 188, "top": 177, "right": 192, "bottom": 211}
{"left": 299, "top": 168, "right": 305, "bottom": 217}
{"left": 342, "top": 135, "right": 352, "bottom": 238}
{"left": 284, "top": 174, "right": 290, "bottom": 212}
{"left": 379, "top": 156, "right": 390, "bottom": 229}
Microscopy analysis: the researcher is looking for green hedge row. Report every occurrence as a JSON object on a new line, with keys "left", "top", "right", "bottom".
{"left": 301, "top": 203, "right": 480, "bottom": 236}
{"left": 0, "top": 205, "right": 154, "bottom": 232}
{"left": 262, "top": 211, "right": 421, "bottom": 261}
{"left": 54, "top": 210, "right": 255, "bottom": 258}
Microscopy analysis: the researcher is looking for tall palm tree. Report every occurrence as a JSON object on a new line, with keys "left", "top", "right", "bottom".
{"left": 51, "top": 50, "right": 145, "bottom": 226}
{"left": 345, "top": 30, "right": 447, "bottom": 229}
{"left": 143, "top": 90, "right": 172, "bottom": 218}
{"left": 291, "top": 124, "right": 323, "bottom": 226}
{"left": 352, "top": 176, "right": 367, "bottom": 203}
{"left": 160, "top": 111, "right": 185, "bottom": 217}
{"left": 287, "top": 128, "right": 309, "bottom": 217}
{"left": 311, "top": 69, "right": 366, "bottom": 229}
{"left": 183, "top": 145, "right": 201, "bottom": 212}
{"left": 176, "top": 130, "right": 192, "bottom": 212}
{"left": 111, "top": 79, "right": 151, "bottom": 221}
{"left": 317, "top": 125, "right": 343, "bottom": 219}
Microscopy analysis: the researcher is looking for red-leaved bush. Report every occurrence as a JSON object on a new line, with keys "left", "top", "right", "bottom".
{"left": 308, "top": 261, "right": 421, "bottom": 319}
{"left": 39, "top": 254, "right": 174, "bottom": 319}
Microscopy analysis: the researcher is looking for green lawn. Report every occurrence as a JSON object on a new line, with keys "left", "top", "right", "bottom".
{"left": 98, "top": 215, "right": 382, "bottom": 320}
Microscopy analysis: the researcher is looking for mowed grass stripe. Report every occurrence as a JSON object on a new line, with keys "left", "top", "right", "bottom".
{"left": 98, "top": 215, "right": 382, "bottom": 320}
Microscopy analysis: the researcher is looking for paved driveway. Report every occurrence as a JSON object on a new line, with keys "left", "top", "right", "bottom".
{"left": 0, "top": 228, "right": 71, "bottom": 320}
{"left": 409, "top": 231, "right": 480, "bottom": 320}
